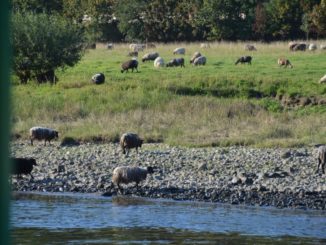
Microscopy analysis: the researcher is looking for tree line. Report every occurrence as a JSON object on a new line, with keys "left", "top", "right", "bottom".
{"left": 11, "top": 0, "right": 326, "bottom": 42}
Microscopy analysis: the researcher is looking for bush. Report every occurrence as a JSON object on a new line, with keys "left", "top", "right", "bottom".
{"left": 11, "top": 12, "right": 86, "bottom": 84}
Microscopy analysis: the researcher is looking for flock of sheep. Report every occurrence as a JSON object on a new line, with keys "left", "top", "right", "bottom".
{"left": 91, "top": 42, "right": 326, "bottom": 84}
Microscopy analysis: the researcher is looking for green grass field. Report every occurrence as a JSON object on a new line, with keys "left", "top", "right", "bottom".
{"left": 11, "top": 41, "right": 326, "bottom": 147}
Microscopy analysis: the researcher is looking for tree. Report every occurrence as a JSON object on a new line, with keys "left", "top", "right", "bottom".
{"left": 311, "top": 0, "right": 326, "bottom": 37}
{"left": 11, "top": 0, "right": 63, "bottom": 14}
{"left": 11, "top": 12, "right": 86, "bottom": 84}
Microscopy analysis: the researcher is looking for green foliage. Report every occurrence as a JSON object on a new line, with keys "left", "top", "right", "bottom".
{"left": 11, "top": 12, "right": 85, "bottom": 84}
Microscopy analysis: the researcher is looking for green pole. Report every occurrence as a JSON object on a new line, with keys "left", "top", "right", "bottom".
{"left": 0, "top": 0, "right": 11, "bottom": 244}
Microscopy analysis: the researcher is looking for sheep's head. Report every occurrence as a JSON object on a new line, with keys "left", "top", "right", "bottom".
{"left": 147, "top": 166, "right": 154, "bottom": 174}
{"left": 138, "top": 139, "right": 144, "bottom": 147}
{"left": 54, "top": 131, "right": 59, "bottom": 138}
{"left": 28, "top": 158, "right": 37, "bottom": 166}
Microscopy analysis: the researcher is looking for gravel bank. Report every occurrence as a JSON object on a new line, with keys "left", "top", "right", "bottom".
{"left": 10, "top": 141, "right": 326, "bottom": 210}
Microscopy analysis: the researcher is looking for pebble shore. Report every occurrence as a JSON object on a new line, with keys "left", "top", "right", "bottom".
{"left": 10, "top": 141, "right": 326, "bottom": 210}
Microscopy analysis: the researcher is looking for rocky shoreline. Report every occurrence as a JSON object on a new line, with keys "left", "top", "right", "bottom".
{"left": 10, "top": 141, "right": 326, "bottom": 210}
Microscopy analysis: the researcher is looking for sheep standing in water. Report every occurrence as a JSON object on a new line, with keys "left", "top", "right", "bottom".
{"left": 120, "top": 132, "right": 143, "bottom": 155}
{"left": 316, "top": 145, "right": 326, "bottom": 174}
{"left": 235, "top": 56, "right": 252, "bottom": 65}
{"left": 112, "top": 166, "right": 154, "bottom": 190}
{"left": 30, "top": 127, "right": 58, "bottom": 146}
{"left": 278, "top": 58, "right": 293, "bottom": 68}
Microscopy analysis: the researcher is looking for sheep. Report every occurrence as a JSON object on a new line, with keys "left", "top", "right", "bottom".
{"left": 308, "top": 43, "right": 317, "bottom": 51}
{"left": 91, "top": 73, "right": 105, "bottom": 84}
{"left": 288, "top": 42, "right": 298, "bottom": 51}
{"left": 121, "top": 59, "right": 139, "bottom": 73}
{"left": 107, "top": 43, "right": 114, "bottom": 49}
{"left": 200, "top": 43, "right": 210, "bottom": 48}
{"left": 235, "top": 56, "right": 252, "bottom": 65}
{"left": 316, "top": 145, "right": 326, "bottom": 174}
{"left": 11, "top": 157, "right": 37, "bottom": 179}
{"left": 245, "top": 44, "right": 257, "bottom": 51}
{"left": 128, "top": 51, "right": 138, "bottom": 57}
{"left": 193, "top": 56, "right": 206, "bottom": 66}
{"left": 142, "top": 52, "right": 159, "bottom": 62}
{"left": 319, "top": 74, "right": 326, "bottom": 84}
{"left": 154, "top": 57, "right": 164, "bottom": 68}
{"left": 30, "top": 126, "right": 58, "bottom": 146}
{"left": 190, "top": 52, "right": 202, "bottom": 64}
{"left": 120, "top": 132, "right": 143, "bottom": 155}
{"left": 320, "top": 44, "right": 326, "bottom": 50}
{"left": 278, "top": 58, "right": 293, "bottom": 68}
{"left": 173, "top": 47, "right": 185, "bottom": 55}
{"left": 166, "top": 58, "right": 185, "bottom": 67}
{"left": 129, "top": 43, "right": 145, "bottom": 52}
{"left": 292, "top": 43, "right": 306, "bottom": 51}
{"left": 112, "top": 166, "right": 154, "bottom": 190}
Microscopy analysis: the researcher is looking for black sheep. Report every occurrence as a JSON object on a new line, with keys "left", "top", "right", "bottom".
{"left": 235, "top": 56, "right": 252, "bottom": 65}
{"left": 121, "top": 59, "right": 139, "bottom": 73}
{"left": 11, "top": 157, "right": 37, "bottom": 179}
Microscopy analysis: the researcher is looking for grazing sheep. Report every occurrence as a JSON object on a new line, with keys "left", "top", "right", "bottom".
{"left": 245, "top": 44, "right": 257, "bottom": 51}
{"left": 128, "top": 51, "right": 138, "bottom": 57}
{"left": 120, "top": 132, "right": 143, "bottom": 155}
{"left": 235, "top": 56, "right": 252, "bottom": 65}
{"left": 121, "top": 59, "right": 139, "bottom": 73}
{"left": 30, "top": 127, "right": 58, "bottom": 146}
{"left": 91, "top": 73, "right": 105, "bottom": 84}
{"left": 320, "top": 44, "right": 326, "bottom": 50}
{"left": 278, "top": 58, "right": 293, "bottom": 68}
{"left": 316, "top": 145, "right": 326, "bottom": 174}
{"left": 166, "top": 58, "right": 185, "bottom": 67}
{"left": 288, "top": 42, "right": 298, "bottom": 51}
{"left": 292, "top": 43, "right": 306, "bottom": 51}
{"left": 190, "top": 52, "right": 202, "bottom": 64}
{"left": 142, "top": 52, "right": 159, "bottom": 62}
{"left": 11, "top": 157, "right": 37, "bottom": 179}
{"left": 129, "top": 43, "right": 145, "bottom": 52}
{"left": 173, "top": 47, "right": 185, "bottom": 55}
{"left": 112, "top": 166, "right": 154, "bottom": 190}
{"left": 319, "top": 74, "right": 326, "bottom": 84}
{"left": 154, "top": 57, "right": 164, "bottom": 68}
{"left": 308, "top": 43, "right": 317, "bottom": 51}
{"left": 193, "top": 56, "right": 206, "bottom": 66}
{"left": 200, "top": 43, "right": 210, "bottom": 48}
{"left": 107, "top": 43, "right": 114, "bottom": 49}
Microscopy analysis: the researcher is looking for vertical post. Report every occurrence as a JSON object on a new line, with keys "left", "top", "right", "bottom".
{"left": 0, "top": 0, "right": 11, "bottom": 244}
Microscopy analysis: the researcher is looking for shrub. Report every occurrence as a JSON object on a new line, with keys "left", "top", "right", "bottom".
{"left": 11, "top": 12, "right": 85, "bottom": 84}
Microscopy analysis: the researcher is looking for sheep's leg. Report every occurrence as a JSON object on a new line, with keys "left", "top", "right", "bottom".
{"left": 30, "top": 138, "right": 33, "bottom": 146}
{"left": 30, "top": 173, "right": 34, "bottom": 180}
{"left": 44, "top": 140, "right": 46, "bottom": 146}
{"left": 316, "top": 159, "right": 321, "bottom": 173}
{"left": 322, "top": 162, "right": 325, "bottom": 174}
{"left": 136, "top": 147, "right": 138, "bottom": 154}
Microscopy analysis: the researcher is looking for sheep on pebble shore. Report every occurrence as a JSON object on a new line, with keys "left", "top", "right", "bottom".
{"left": 190, "top": 52, "right": 201, "bottom": 64}
{"left": 30, "top": 126, "right": 58, "bottom": 146}
{"left": 193, "top": 56, "right": 206, "bottom": 66}
{"left": 316, "top": 145, "right": 326, "bottom": 174}
{"left": 142, "top": 52, "right": 159, "bottom": 62}
{"left": 112, "top": 166, "right": 154, "bottom": 190}
{"left": 11, "top": 157, "right": 37, "bottom": 179}
{"left": 173, "top": 47, "right": 185, "bottom": 55}
{"left": 121, "top": 59, "right": 139, "bottom": 73}
{"left": 120, "top": 132, "right": 143, "bottom": 155}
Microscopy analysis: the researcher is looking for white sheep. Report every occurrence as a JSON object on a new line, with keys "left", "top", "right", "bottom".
{"left": 112, "top": 166, "right": 154, "bottom": 190}
{"left": 319, "top": 74, "right": 326, "bottom": 84}
{"left": 316, "top": 145, "right": 326, "bottom": 174}
{"left": 154, "top": 57, "right": 164, "bottom": 68}
{"left": 190, "top": 51, "right": 202, "bottom": 64}
{"left": 193, "top": 56, "right": 206, "bottom": 66}
{"left": 129, "top": 43, "right": 145, "bottom": 52}
{"left": 173, "top": 47, "right": 185, "bottom": 55}
{"left": 29, "top": 126, "right": 59, "bottom": 146}
{"left": 308, "top": 43, "right": 317, "bottom": 51}
{"left": 320, "top": 44, "right": 326, "bottom": 50}
{"left": 200, "top": 43, "right": 210, "bottom": 48}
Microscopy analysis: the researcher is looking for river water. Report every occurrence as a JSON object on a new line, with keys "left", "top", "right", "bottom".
{"left": 10, "top": 192, "right": 326, "bottom": 244}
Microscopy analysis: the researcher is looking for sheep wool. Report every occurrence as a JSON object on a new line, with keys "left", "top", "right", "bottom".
{"left": 112, "top": 166, "right": 154, "bottom": 189}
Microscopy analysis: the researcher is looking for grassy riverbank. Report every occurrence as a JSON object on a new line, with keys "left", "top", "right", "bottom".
{"left": 11, "top": 42, "right": 326, "bottom": 147}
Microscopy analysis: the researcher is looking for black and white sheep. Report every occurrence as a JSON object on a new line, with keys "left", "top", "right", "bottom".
{"left": 278, "top": 58, "right": 293, "bottom": 68}
{"left": 30, "top": 126, "right": 59, "bottom": 146}
{"left": 112, "top": 166, "right": 154, "bottom": 190}
{"left": 120, "top": 132, "right": 143, "bottom": 155}
{"left": 121, "top": 59, "right": 139, "bottom": 73}
{"left": 107, "top": 43, "right": 114, "bottom": 49}
{"left": 173, "top": 47, "right": 185, "bottom": 55}
{"left": 190, "top": 52, "right": 202, "bottom": 64}
{"left": 235, "top": 56, "right": 252, "bottom": 65}
{"left": 193, "top": 56, "right": 206, "bottom": 66}
{"left": 11, "top": 157, "right": 37, "bottom": 179}
{"left": 91, "top": 73, "right": 105, "bottom": 84}
{"left": 142, "top": 52, "right": 159, "bottom": 62}
{"left": 166, "top": 58, "right": 185, "bottom": 67}
{"left": 292, "top": 43, "right": 307, "bottom": 51}
{"left": 316, "top": 145, "right": 326, "bottom": 174}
